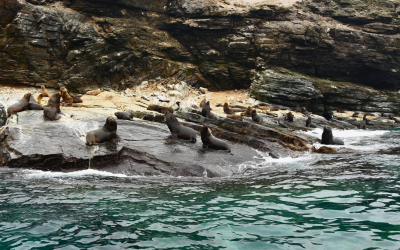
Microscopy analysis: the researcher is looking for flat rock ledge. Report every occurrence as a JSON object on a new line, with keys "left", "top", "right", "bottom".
{"left": 0, "top": 103, "right": 356, "bottom": 177}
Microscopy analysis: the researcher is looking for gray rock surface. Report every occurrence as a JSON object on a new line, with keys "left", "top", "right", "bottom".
{"left": 0, "top": 103, "right": 7, "bottom": 127}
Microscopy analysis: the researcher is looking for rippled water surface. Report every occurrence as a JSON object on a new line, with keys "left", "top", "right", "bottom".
{"left": 1, "top": 129, "right": 400, "bottom": 249}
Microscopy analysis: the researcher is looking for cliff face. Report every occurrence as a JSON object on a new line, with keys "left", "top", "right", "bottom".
{"left": 1, "top": 0, "right": 400, "bottom": 111}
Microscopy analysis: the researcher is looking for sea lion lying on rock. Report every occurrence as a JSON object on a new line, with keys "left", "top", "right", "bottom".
{"left": 7, "top": 93, "right": 31, "bottom": 116}
{"left": 115, "top": 112, "right": 133, "bottom": 120}
{"left": 321, "top": 126, "right": 344, "bottom": 145}
{"left": 201, "top": 125, "right": 231, "bottom": 152}
{"left": 61, "top": 88, "right": 73, "bottom": 106}
{"left": 223, "top": 103, "right": 236, "bottom": 115}
{"left": 352, "top": 112, "right": 359, "bottom": 117}
{"left": 60, "top": 87, "right": 83, "bottom": 103}
{"left": 43, "top": 92, "right": 63, "bottom": 121}
{"left": 28, "top": 95, "right": 44, "bottom": 110}
{"left": 86, "top": 116, "right": 120, "bottom": 145}
{"left": 147, "top": 104, "right": 173, "bottom": 114}
{"left": 165, "top": 112, "right": 196, "bottom": 142}
{"left": 86, "top": 90, "right": 105, "bottom": 96}
{"left": 251, "top": 110, "right": 263, "bottom": 123}
{"left": 226, "top": 114, "right": 243, "bottom": 121}
{"left": 270, "top": 107, "right": 280, "bottom": 111}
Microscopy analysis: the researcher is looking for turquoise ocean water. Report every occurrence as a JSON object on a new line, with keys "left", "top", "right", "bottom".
{"left": 1, "top": 128, "right": 400, "bottom": 249}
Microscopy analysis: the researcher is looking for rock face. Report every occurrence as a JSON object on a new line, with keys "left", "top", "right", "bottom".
{"left": 0, "top": 103, "right": 7, "bottom": 126}
{"left": 0, "top": 0, "right": 400, "bottom": 110}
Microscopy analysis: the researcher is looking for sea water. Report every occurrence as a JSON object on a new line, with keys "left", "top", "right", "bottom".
{"left": 0, "top": 129, "right": 400, "bottom": 249}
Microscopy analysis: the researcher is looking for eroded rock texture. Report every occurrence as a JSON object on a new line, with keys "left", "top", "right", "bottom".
{"left": 1, "top": 0, "right": 400, "bottom": 110}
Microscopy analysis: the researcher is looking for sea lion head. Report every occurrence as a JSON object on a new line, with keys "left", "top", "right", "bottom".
{"left": 165, "top": 112, "right": 178, "bottom": 123}
{"left": 41, "top": 85, "right": 45, "bottom": 90}
{"left": 60, "top": 87, "right": 66, "bottom": 92}
{"left": 200, "top": 124, "right": 212, "bottom": 137}
{"left": 223, "top": 102, "right": 229, "bottom": 109}
{"left": 23, "top": 93, "right": 32, "bottom": 101}
{"left": 104, "top": 116, "right": 117, "bottom": 132}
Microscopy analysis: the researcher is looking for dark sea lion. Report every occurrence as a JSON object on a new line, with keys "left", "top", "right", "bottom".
{"left": 363, "top": 114, "right": 374, "bottom": 125}
{"left": 362, "top": 125, "right": 366, "bottom": 130}
{"left": 7, "top": 93, "right": 31, "bottom": 116}
{"left": 306, "top": 117, "right": 317, "bottom": 128}
{"left": 226, "top": 114, "right": 243, "bottom": 121}
{"left": 295, "top": 105, "right": 301, "bottom": 112}
{"left": 381, "top": 112, "right": 387, "bottom": 117}
{"left": 43, "top": 92, "right": 62, "bottom": 120}
{"left": 201, "top": 125, "right": 231, "bottom": 152}
{"left": 41, "top": 85, "right": 50, "bottom": 97}
{"left": 270, "top": 107, "right": 280, "bottom": 111}
{"left": 352, "top": 112, "right": 359, "bottom": 117}
{"left": 337, "top": 109, "right": 345, "bottom": 113}
{"left": 321, "top": 126, "right": 344, "bottom": 145}
{"left": 61, "top": 89, "right": 73, "bottom": 106}
{"left": 242, "top": 106, "right": 252, "bottom": 117}
{"left": 223, "top": 103, "right": 235, "bottom": 115}
{"left": 201, "top": 101, "right": 212, "bottom": 117}
{"left": 301, "top": 107, "right": 307, "bottom": 113}
{"left": 251, "top": 110, "right": 263, "bottom": 123}
{"left": 207, "top": 111, "right": 219, "bottom": 120}
{"left": 285, "top": 112, "right": 294, "bottom": 122}
{"left": 200, "top": 99, "right": 206, "bottom": 109}
{"left": 165, "top": 112, "right": 196, "bottom": 142}
{"left": 28, "top": 95, "right": 44, "bottom": 110}
{"left": 115, "top": 112, "right": 133, "bottom": 120}
{"left": 86, "top": 117, "right": 120, "bottom": 145}
{"left": 323, "top": 110, "right": 333, "bottom": 120}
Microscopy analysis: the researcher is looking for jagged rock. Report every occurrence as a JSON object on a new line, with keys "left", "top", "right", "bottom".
{"left": 199, "top": 87, "right": 208, "bottom": 94}
{"left": 169, "top": 91, "right": 184, "bottom": 98}
{"left": 0, "top": 103, "right": 7, "bottom": 127}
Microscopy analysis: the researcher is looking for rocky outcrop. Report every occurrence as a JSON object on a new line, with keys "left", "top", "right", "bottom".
{"left": 0, "top": 0, "right": 400, "bottom": 110}
{"left": 0, "top": 103, "right": 6, "bottom": 126}
{"left": 251, "top": 68, "right": 400, "bottom": 114}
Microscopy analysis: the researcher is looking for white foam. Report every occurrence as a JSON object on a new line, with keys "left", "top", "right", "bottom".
{"left": 21, "top": 169, "right": 130, "bottom": 179}
{"left": 302, "top": 128, "right": 389, "bottom": 138}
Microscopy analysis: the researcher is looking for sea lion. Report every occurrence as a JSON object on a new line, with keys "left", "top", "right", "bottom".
{"left": 301, "top": 107, "right": 307, "bottom": 113}
{"left": 115, "top": 112, "right": 133, "bottom": 120}
{"left": 201, "top": 125, "right": 231, "bottom": 152}
{"left": 86, "top": 116, "right": 120, "bottom": 145}
{"left": 43, "top": 92, "right": 62, "bottom": 120}
{"left": 61, "top": 89, "right": 73, "bottom": 106}
{"left": 229, "top": 104, "right": 247, "bottom": 110}
{"left": 352, "top": 112, "right": 359, "bottom": 117}
{"left": 41, "top": 85, "right": 50, "bottom": 97}
{"left": 86, "top": 89, "right": 104, "bottom": 96}
{"left": 306, "top": 117, "right": 317, "bottom": 128}
{"left": 147, "top": 104, "right": 173, "bottom": 114}
{"left": 200, "top": 99, "right": 206, "bottom": 108}
{"left": 381, "top": 112, "right": 387, "bottom": 117}
{"left": 7, "top": 93, "right": 31, "bottom": 116}
{"left": 321, "top": 126, "right": 344, "bottom": 145}
{"left": 201, "top": 101, "right": 212, "bottom": 117}
{"left": 28, "top": 95, "right": 44, "bottom": 110}
{"left": 285, "top": 112, "right": 294, "bottom": 122}
{"left": 207, "top": 111, "right": 219, "bottom": 120}
{"left": 60, "top": 87, "right": 83, "bottom": 104}
{"left": 251, "top": 110, "right": 263, "bottom": 123}
{"left": 37, "top": 94, "right": 43, "bottom": 105}
{"left": 242, "top": 106, "right": 252, "bottom": 117}
{"left": 362, "top": 124, "right": 366, "bottom": 130}
{"left": 337, "top": 109, "right": 345, "bottom": 113}
{"left": 295, "top": 105, "right": 301, "bottom": 112}
{"left": 270, "top": 107, "right": 280, "bottom": 111}
{"left": 165, "top": 112, "right": 196, "bottom": 142}
{"left": 363, "top": 114, "right": 374, "bottom": 125}
{"left": 394, "top": 117, "right": 400, "bottom": 124}
{"left": 226, "top": 114, "right": 243, "bottom": 121}
{"left": 323, "top": 110, "right": 333, "bottom": 120}
{"left": 223, "top": 103, "right": 235, "bottom": 115}
{"left": 191, "top": 104, "right": 200, "bottom": 109}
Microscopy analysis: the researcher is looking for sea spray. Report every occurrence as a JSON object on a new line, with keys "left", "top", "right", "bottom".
{"left": 88, "top": 146, "right": 99, "bottom": 169}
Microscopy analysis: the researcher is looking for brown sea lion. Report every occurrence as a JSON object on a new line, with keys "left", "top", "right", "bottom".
{"left": 60, "top": 87, "right": 83, "bottom": 103}
{"left": 43, "top": 92, "right": 62, "bottom": 120}
{"left": 41, "top": 85, "right": 50, "bottom": 97}
{"left": 301, "top": 107, "right": 307, "bottom": 113}
{"left": 165, "top": 112, "right": 196, "bottom": 142}
{"left": 147, "top": 104, "right": 173, "bottom": 114}
{"left": 295, "top": 105, "right": 301, "bottom": 112}
{"left": 321, "top": 126, "right": 344, "bottom": 145}
{"left": 86, "top": 117, "right": 120, "bottom": 145}
{"left": 223, "top": 103, "right": 236, "bottom": 114}
{"left": 191, "top": 104, "right": 200, "bottom": 109}
{"left": 86, "top": 90, "right": 104, "bottom": 96}
{"left": 61, "top": 89, "right": 73, "bottom": 106}
{"left": 7, "top": 93, "right": 31, "bottom": 116}
{"left": 242, "top": 106, "right": 252, "bottom": 117}
{"left": 226, "top": 114, "right": 243, "bottom": 121}
{"left": 229, "top": 104, "right": 247, "bottom": 110}
{"left": 251, "top": 110, "right": 263, "bottom": 123}
{"left": 285, "top": 112, "right": 294, "bottom": 122}
{"left": 28, "top": 95, "right": 44, "bottom": 110}
{"left": 270, "top": 107, "right": 280, "bottom": 111}
{"left": 200, "top": 99, "right": 206, "bottom": 108}
{"left": 363, "top": 114, "right": 375, "bottom": 125}
{"left": 352, "top": 112, "right": 359, "bottom": 117}
{"left": 201, "top": 125, "right": 231, "bottom": 152}
{"left": 115, "top": 112, "right": 133, "bottom": 120}
{"left": 37, "top": 94, "right": 43, "bottom": 105}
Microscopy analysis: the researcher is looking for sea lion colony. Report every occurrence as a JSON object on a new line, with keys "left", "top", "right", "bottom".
{"left": 8, "top": 86, "right": 400, "bottom": 151}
